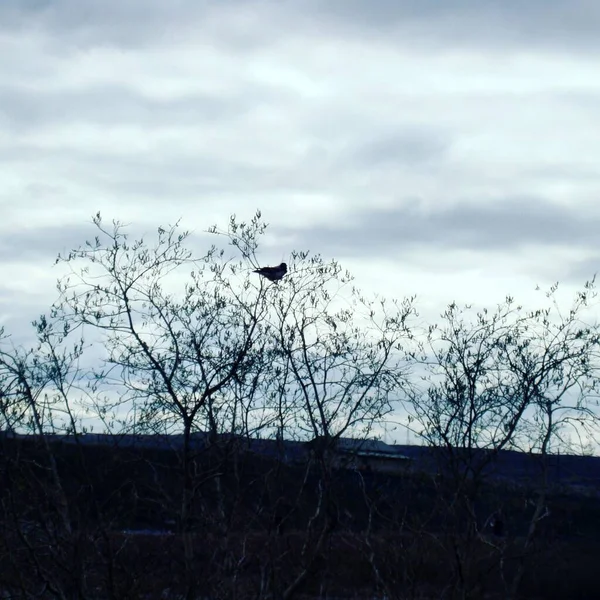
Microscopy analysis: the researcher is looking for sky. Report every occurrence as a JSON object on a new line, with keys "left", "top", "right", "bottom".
{"left": 1, "top": 1, "right": 600, "bottom": 348}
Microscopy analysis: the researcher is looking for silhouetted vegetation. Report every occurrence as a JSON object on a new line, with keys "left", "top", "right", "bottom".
{"left": 1, "top": 212, "right": 599, "bottom": 599}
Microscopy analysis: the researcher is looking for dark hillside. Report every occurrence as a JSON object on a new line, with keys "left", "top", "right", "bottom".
{"left": 0, "top": 433, "right": 599, "bottom": 598}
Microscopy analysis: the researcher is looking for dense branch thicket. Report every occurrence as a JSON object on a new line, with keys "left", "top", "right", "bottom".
{"left": 0, "top": 212, "right": 599, "bottom": 600}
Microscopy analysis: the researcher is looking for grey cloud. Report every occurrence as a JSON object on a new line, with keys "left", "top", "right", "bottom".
{"left": 280, "top": 198, "right": 600, "bottom": 258}
{"left": 0, "top": 296, "right": 48, "bottom": 348}
{"left": 0, "top": 0, "right": 276, "bottom": 51}
{"left": 0, "top": 84, "right": 253, "bottom": 131}
{"left": 3, "top": 0, "right": 600, "bottom": 54}
{"left": 0, "top": 221, "right": 114, "bottom": 263}
{"left": 562, "top": 256, "right": 600, "bottom": 285}
{"left": 0, "top": 141, "right": 313, "bottom": 203}
{"left": 0, "top": 219, "right": 222, "bottom": 266}
{"left": 521, "top": 164, "right": 600, "bottom": 184}
{"left": 291, "top": 0, "right": 600, "bottom": 54}
{"left": 1, "top": 0, "right": 599, "bottom": 345}
{"left": 0, "top": 0, "right": 195, "bottom": 46}
{"left": 344, "top": 129, "right": 450, "bottom": 169}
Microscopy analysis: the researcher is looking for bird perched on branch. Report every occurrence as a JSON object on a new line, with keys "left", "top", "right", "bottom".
{"left": 253, "top": 262, "right": 287, "bottom": 282}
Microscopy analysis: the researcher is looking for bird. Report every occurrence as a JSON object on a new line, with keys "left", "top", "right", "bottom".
{"left": 253, "top": 262, "right": 287, "bottom": 282}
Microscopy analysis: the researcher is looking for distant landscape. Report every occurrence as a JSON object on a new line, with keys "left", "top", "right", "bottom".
{"left": 1, "top": 431, "right": 599, "bottom": 599}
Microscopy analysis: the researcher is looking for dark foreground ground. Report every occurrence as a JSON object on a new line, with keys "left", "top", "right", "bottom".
{"left": 0, "top": 433, "right": 599, "bottom": 599}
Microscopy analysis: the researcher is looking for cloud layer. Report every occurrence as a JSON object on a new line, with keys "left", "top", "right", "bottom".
{"left": 2, "top": 0, "right": 600, "bottom": 342}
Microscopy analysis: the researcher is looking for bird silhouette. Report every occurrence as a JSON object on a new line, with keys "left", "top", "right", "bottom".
{"left": 253, "top": 262, "right": 287, "bottom": 282}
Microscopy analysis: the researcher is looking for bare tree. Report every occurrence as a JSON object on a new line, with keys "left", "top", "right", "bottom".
{"left": 0, "top": 310, "right": 97, "bottom": 598}
{"left": 207, "top": 218, "right": 418, "bottom": 599}
{"left": 5, "top": 210, "right": 598, "bottom": 599}
{"left": 257, "top": 252, "right": 416, "bottom": 598}
{"left": 404, "top": 282, "right": 600, "bottom": 599}
{"left": 47, "top": 213, "right": 277, "bottom": 598}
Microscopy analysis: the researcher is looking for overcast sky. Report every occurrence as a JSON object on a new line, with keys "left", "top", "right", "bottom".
{"left": 2, "top": 0, "right": 600, "bottom": 343}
